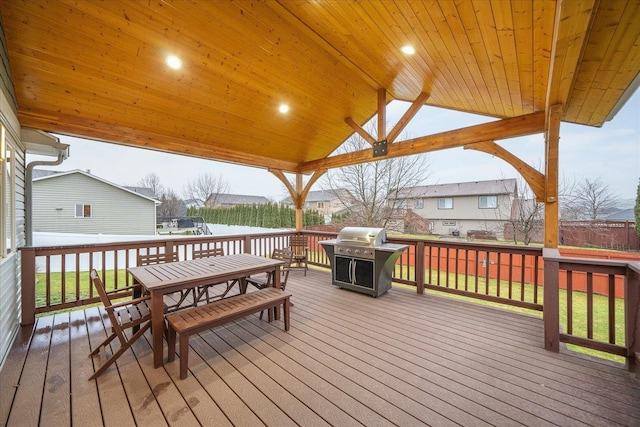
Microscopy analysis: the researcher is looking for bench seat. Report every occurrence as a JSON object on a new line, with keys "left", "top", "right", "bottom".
{"left": 166, "top": 287, "right": 292, "bottom": 379}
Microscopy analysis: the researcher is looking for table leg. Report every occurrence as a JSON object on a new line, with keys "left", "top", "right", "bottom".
{"left": 273, "top": 265, "right": 281, "bottom": 319}
{"left": 151, "top": 290, "right": 165, "bottom": 368}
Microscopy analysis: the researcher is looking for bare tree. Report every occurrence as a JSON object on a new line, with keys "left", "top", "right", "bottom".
{"left": 564, "top": 177, "right": 618, "bottom": 220}
{"left": 323, "top": 132, "right": 430, "bottom": 228}
{"left": 183, "top": 173, "right": 229, "bottom": 206}
{"left": 157, "top": 188, "right": 183, "bottom": 217}
{"left": 138, "top": 173, "right": 164, "bottom": 198}
{"left": 506, "top": 179, "right": 544, "bottom": 245}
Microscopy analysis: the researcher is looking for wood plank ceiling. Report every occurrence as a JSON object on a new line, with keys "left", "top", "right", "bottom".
{"left": 1, "top": 0, "right": 638, "bottom": 173}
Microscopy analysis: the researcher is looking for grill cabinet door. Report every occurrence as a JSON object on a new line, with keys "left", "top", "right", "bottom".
{"left": 334, "top": 256, "right": 353, "bottom": 285}
{"left": 353, "top": 259, "right": 374, "bottom": 288}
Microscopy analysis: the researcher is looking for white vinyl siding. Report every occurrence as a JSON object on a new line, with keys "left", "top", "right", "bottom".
{"left": 0, "top": 67, "right": 25, "bottom": 371}
{"left": 33, "top": 173, "right": 156, "bottom": 235}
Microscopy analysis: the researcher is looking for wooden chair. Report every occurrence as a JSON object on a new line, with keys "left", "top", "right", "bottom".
{"left": 89, "top": 269, "right": 152, "bottom": 380}
{"left": 192, "top": 246, "right": 237, "bottom": 303}
{"left": 289, "top": 234, "right": 308, "bottom": 276}
{"left": 246, "top": 248, "right": 293, "bottom": 318}
{"left": 137, "top": 251, "right": 193, "bottom": 312}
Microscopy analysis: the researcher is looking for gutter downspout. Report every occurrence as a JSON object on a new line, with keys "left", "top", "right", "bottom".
{"left": 22, "top": 128, "right": 69, "bottom": 246}
{"left": 25, "top": 154, "right": 66, "bottom": 246}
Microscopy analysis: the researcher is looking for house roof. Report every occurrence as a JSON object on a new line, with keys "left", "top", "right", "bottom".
{"left": 2, "top": 1, "right": 638, "bottom": 174}
{"left": 122, "top": 186, "right": 158, "bottom": 199}
{"left": 214, "top": 194, "right": 270, "bottom": 206}
{"left": 602, "top": 208, "right": 635, "bottom": 221}
{"left": 398, "top": 178, "right": 518, "bottom": 199}
{"left": 282, "top": 189, "right": 349, "bottom": 204}
{"left": 33, "top": 169, "right": 159, "bottom": 203}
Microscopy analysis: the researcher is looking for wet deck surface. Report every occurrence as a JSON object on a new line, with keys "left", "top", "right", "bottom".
{"left": 2, "top": 268, "right": 639, "bottom": 426}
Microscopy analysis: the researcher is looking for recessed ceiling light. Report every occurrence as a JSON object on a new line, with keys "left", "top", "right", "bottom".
{"left": 279, "top": 104, "right": 290, "bottom": 114}
{"left": 166, "top": 55, "right": 182, "bottom": 69}
{"left": 401, "top": 45, "right": 416, "bottom": 55}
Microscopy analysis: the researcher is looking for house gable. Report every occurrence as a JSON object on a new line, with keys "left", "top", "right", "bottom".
{"left": 32, "top": 170, "right": 157, "bottom": 235}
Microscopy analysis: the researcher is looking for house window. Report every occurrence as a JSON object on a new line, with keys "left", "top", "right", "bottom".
{"left": 75, "top": 204, "right": 92, "bottom": 218}
{"left": 317, "top": 202, "right": 324, "bottom": 209}
{"left": 438, "top": 197, "right": 453, "bottom": 209}
{"left": 1, "top": 124, "right": 16, "bottom": 257}
{"left": 414, "top": 199, "right": 424, "bottom": 209}
{"left": 479, "top": 195, "right": 498, "bottom": 209}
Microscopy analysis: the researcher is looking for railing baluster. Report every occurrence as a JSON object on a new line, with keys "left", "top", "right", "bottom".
{"left": 587, "top": 272, "right": 593, "bottom": 340}
{"left": 608, "top": 274, "right": 615, "bottom": 344}
{"left": 567, "top": 271, "right": 573, "bottom": 335}
{"left": 61, "top": 253, "right": 66, "bottom": 304}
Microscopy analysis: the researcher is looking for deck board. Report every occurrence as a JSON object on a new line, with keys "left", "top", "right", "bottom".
{"left": 2, "top": 269, "right": 639, "bottom": 427}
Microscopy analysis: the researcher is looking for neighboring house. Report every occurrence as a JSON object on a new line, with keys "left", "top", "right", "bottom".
{"left": 32, "top": 169, "right": 159, "bottom": 235}
{"left": 282, "top": 189, "right": 354, "bottom": 218}
{"left": 184, "top": 198, "right": 205, "bottom": 209}
{"left": 602, "top": 208, "right": 635, "bottom": 221}
{"left": 205, "top": 193, "right": 270, "bottom": 208}
{"left": 394, "top": 179, "right": 518, "bottom": 238}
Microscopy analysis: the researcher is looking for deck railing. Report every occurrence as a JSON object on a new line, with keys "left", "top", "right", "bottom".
{"left": 19, "top": 230, "right": 639, "bottom": 366}
{"left": 543, "top": 249, "right": 639, "bottom": 365}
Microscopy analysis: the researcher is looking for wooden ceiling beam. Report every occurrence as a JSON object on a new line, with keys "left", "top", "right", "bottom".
{"left": 387, "top": 92, "right": 430, "bottom": 143}
{"left": 545, "top": 0, "right": 597, "bottom": 113}
{"left": 298, "top": 111, "right": 545, "bottom": 173}
{"left": 345, "top": 117, "right": 376, "bottom": 146}
{"left": 19, "top": 111, "right": 299, "bottom": 172}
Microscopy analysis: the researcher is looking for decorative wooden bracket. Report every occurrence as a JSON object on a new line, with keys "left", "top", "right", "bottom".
{"left": 269, "top": 168, "right": 327, "bottom": 209}
{"left": 464, "top": 140, "right": 546, "bottom": 201}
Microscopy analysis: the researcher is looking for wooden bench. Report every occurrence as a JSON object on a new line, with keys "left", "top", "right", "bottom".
{"left": 166, "top": 287, "right": 292, "bottom": 379}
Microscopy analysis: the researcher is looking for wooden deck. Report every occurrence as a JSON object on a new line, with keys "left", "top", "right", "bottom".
{"left": 2, "top": 269, "right": 639, "bottom": 426}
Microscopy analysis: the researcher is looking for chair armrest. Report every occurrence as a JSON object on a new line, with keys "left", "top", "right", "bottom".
{"left": 106, "top": 295, "right": 151, "bottom": 311}
{"left": 105, "top": 284, "right": 143, "bottom": 295}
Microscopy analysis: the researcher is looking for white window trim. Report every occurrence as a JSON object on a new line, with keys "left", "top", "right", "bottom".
{"left": 438, "top": 197, "right": 453, "bottom": 209}
{"left": 1, "top": 124, "right": 16, "bottom": 258}
{"left": 75, "top": 203, "right": 92, "bottom": 218}
{"left": 479, "top": 195, "right": 498, "bottom": 209}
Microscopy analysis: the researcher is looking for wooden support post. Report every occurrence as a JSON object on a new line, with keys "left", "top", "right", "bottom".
{"left": 626, "top": 265, "right": 640, "bottom": 372}
{"left": 295, "top": 173, "right": 303, "bottom": 231}
{"left": 377, "top": 88, "right": 386, "bottom": 141}
{"left": 544, "top": 104, "right": 562, "bottom": 248}
{"left": 20, "top": 247, "right": 36, "bottom": 325}
{"left": 543, "top": 248, "right": 560, "bottom": 352}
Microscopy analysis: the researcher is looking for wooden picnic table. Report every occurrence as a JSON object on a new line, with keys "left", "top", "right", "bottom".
{"left": 128, "top": 253, "right": 284, "bottom": 368}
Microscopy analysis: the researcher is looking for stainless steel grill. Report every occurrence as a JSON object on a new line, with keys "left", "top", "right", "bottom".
{"left": 320, "top": 227, "right": 408, "bottom": 297}
{"left": 335, "top": 227, "right": 387, "bottom": 259}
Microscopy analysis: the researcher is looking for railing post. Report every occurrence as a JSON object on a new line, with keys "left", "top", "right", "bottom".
{"left": 626, "top": 264, "right": 640, "bottom": 371}
{"left": 20, "top": 247, "right": 36, "bottom": 326}
{"left": 543, "top": 248, "right": 560, "bottom": 352}
{"left": 244, "top": 235, "right": 252, "bottom": 254}
{"left": 415, "top": 241, "right": 425, "bottom": 294}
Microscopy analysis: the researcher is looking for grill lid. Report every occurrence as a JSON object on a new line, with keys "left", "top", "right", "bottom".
{"left": 336, "top": 227, "right": 387, "bottom": 247}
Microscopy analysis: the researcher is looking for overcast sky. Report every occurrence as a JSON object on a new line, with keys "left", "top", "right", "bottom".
{"left": 33, "top": 89, "right": 639, "bottom": 202}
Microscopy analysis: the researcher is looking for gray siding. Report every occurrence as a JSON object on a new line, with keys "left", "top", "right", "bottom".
{"left": 0, "top": 20, "right": 23, "bottom": 370}
{"left": 411, "top": 193, "right": 513, "bottom": 237}
{"left": 33, "top": 173, "right": 156, "bottom": 235}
